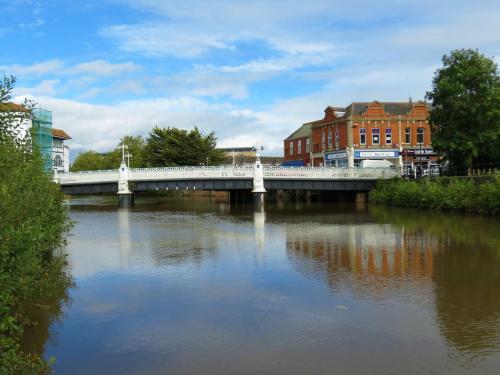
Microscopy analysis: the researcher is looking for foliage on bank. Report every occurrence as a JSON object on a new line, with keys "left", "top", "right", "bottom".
{"left": 426, "top": 49, "right": 500, "bottom": 173}
{"left": 71, "top": 126, "right": 226, "bottom": 171}
{"left": 370, "top": 176, "right": 500, "bottom": 216}
{"left": 0, "top": 76, "right": 71, "bottom": 374}
{"left": 70, "top": 135, "right": 145, "bottom": 171}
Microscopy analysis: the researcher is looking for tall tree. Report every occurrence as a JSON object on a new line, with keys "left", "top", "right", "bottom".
{"left": 70, "top": 150, "right": 108, "bottom": 171}
{"left": 144, "top": 126, "right": 225, "bottom": 167}
{"left": 71, "top": 135, "right": 146, "bottom": 171}
{"left": 426, "top": 49, "right": 500, "bottom": 173}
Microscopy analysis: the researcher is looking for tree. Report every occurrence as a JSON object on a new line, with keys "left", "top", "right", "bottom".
{"left": 426, "top": 49, "right": 500, "bottom": 173}
{"left": 70, "top": 150, "right": 108, "bottom": 171}
{"left": 1, "top": 75, "right": 71, "bottom": 372}
{"left": 70, "top": 135, "right": 146, "bottom": 171}
{"left": 144, "top": 126, "right": 226, "bottom": 167}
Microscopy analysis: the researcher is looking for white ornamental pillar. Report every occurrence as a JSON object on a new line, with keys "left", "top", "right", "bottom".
{"left": 347, "top": 146, "right": 355, "bottom": 168}
{"left": 118, "top": 160, "right": 133, "bottom": 207}
{"left": 252, "top": 149, "right": 266, "bottom": 208}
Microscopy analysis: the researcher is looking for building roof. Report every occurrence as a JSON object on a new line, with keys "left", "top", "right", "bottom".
{"left": 217, "top": 146, "right": 256, "bottom": 152}
{"left": 284, "top": 123, "right": 312, "bottom": 141}
{"left": 345, "top": 101, "right": 429, "bottom": 116}
{"left": 0, "top": 102, "right": 28, "bottom": 112}
{"left": 52, "top": 128, "right": 71, "bottom": 140}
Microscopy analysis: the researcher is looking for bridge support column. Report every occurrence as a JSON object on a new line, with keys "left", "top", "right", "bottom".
{"left": 252, "top": 149, "right": 266, "bottom": 209}
{"left": 117, "top": 161, "right": 134, "bottom": 208}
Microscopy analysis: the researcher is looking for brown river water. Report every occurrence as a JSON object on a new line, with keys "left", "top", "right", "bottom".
{"left": 23, "top": 195, "right": 500, "bottom": 374}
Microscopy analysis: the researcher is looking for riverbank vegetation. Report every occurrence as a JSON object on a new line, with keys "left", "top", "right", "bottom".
{"left": 71, "top": 126, "right": 225, "bottom": 171}
{"left": 370, "top": 176, "right": 500, "bottom": 216}
{"left": 0, "top": 76, "right": 72, "bottom": 374}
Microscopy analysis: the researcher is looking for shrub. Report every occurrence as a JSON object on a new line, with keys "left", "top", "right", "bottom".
{"left": 370, "top": 176, "right": 500, "bottom": 216}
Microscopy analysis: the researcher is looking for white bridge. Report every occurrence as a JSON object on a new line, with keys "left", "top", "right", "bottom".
{"left": 55, "top": 160, "right": 398, "bottom": 207}
{"left": 56, "top": 165, "right": 397, "bottom": 185}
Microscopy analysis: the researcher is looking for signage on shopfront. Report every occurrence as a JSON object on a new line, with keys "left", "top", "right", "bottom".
{"left": 403, "top": 148, "right": 435, "bottom": 156}
{"left": 325, "top": 151, "right": 348, "bottom": 160}
{"left": 354, "top": 149, "right": 399, "bottom": 159}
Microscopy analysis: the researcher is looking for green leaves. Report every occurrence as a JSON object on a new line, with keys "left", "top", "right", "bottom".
{"left": 370, "top": 176, "right": 500, "bottom": 216}
{"left": 143, "top": 126, "right": 226, "bottom": 167}
{"left": 426, "top": 49, "right": 500, "bottom": 173}
{"left": 1, "top": 75, "right": 71, "bottom": 374}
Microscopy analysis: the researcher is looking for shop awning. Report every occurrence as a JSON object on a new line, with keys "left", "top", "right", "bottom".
{"left": 282, "top": 160, "right": 305, "bottom": 167}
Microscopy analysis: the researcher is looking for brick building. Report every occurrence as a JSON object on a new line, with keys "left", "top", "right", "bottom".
{"left": 284, "top": 101, "right": 438, "bottom": 173}
{"left": 283, "top": 123, "right": 313, "bottom": 166}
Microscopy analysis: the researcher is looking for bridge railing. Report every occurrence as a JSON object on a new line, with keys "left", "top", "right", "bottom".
{"left": 56, "top": 166, "right": 399, "bottom": 185}
{"left": 263, "top": 166, "right": 399, "bottom": 179}
{"left": 56, "top": 169, "right": 120, "bottom": 184}
{"left": 129, "top": 165, "right": 255, "bottom": 181}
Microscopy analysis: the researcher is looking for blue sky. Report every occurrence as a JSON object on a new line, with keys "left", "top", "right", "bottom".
{"left": 1, "top": 0, "right": 500, "bottom": 156}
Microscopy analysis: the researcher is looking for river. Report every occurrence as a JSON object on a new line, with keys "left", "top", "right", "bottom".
{"left": 24, "top": 195, "right": 500, "bottom": 374}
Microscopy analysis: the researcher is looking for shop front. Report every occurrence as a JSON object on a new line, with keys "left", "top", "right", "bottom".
{"left": 353, "top": 149, "right": 400, "bottom": 167}
{"left": 402, "top": 148, "right": 439, "bottom": 176}
{"left": 324, "top": 151, "right": 348, "bottom": 167}
{"left": 324, "top": 148, "right": 401, "bottom": 168}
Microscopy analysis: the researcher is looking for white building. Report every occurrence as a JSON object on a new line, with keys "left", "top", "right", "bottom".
{"left": 0, "top": 103, "right": 71, "bottom": 173}
{"left": 52, "top": 128, "right": 71, "bottom": 173}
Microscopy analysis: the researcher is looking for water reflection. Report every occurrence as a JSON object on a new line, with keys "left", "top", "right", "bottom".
{"left": 25, "top": 197, "right": 500, "bottom": 374}
{"left": 287, "top": 205, "right": 500, "bottom": 363}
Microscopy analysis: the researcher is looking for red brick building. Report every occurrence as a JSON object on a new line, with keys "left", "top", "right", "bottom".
{"left": 283, "top": 123, "right": 313, "bottom": 166}
{"left": 284, "top": 101, "right": 438, "bottom": 173}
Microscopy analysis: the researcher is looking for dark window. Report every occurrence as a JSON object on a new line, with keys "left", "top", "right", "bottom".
{"left": 385, "top": 128, "right": 392, "bottom": 145}
{"left": 360, "top": 128, "right": 366, "bottom": 145}
{"left": 417, "top": 127, "right": 424, "bottom": 144}
{"left": 405, "top": 127, "right": 411, "bottom": 144}
{"left": 372, "top": 128, "right": 380, "bottom": 145}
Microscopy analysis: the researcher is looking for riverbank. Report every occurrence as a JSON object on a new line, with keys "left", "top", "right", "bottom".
{"left": 369, "top": 175, "right": 500, "bottom": 216}
{"left": 1, "top": 130, "right": 72, "bottom": 372}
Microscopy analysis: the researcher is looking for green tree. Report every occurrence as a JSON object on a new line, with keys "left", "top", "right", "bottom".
{"left": 106, "top": 135, "right": 145, "bottom": 168}
{"left": 1, "top": 75, "right": 71, "bottom": 373}
{"left": 71, "top": 135, "right": 146, "bottom": 171}
{"left": 144, "top": 126, "right": 225, "bottom": 167}
{"left": 70, "top": 150, "right": 108, "bottom": 171}
{"left": 426, "top": 49, "right": 500, "bottom": 173}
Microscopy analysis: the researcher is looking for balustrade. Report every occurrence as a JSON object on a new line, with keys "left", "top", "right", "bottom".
{"left": 57, "top": 166, "right": 399, "bottom": 185}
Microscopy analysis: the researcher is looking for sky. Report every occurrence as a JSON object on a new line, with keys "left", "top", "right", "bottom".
{"left": 1, "top": 0, "right": 500, "bottom": 157}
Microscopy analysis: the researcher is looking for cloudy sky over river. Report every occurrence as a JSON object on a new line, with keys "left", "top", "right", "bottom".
{"left": 2, "top": 0, "right": 500, "bottom": 155}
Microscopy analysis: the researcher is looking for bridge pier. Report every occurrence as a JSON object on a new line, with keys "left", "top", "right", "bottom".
{"left": 118, "top": 193, "right": 134, "bottom": 208}
{"left": 251, "top": 149, "right": 266, "bottom": 209}
{"left": 117, "top": 160, "right": 134, "bottom": 208}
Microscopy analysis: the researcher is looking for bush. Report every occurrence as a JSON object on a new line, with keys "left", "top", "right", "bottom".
{"left": 370, "top": 176, "right": 500, "bottom": 216}
{"left": 1, "top": 76, "right": 71, "bottom": 374}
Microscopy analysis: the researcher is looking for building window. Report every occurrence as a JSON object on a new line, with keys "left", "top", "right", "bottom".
{"left": 372, "top": 128, "right": 380, "bottom": 145}
{"left": 335, "top": 128, "right": 339, "bottom": 148}
{"left": 53, "top": 154, "right": 63, "bottom": 167}
{"left": 322, "top": 130, "right": 326, "bottom": 150}
{"left": 327, "top": 128, "right": 332, "bottom": 149}
{"left": 385, "top": 128, "right": 392, "bottom": 145}
{"left": 298, "top": 139, "right": 302, "bottom": 154}
{"left": 417, "top": 127, "right": 425, "bottom": 144}
{"left": 306, "top": 138, "right": 310, "bottom": 153}
{"left": 290, "top": 141, "right": 294, "bottom": 155}
{"left": 360, "top": 128, "right": 366, "bottom": 145}
{"left": 405, "top": 127, "right": 411, "bottom": 144}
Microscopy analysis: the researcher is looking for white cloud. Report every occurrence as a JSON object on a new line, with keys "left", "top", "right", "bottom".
{"left": 70, "top": 60, "right": 139, "bottom": 76}
{"left": 0, "top": 60, "right": 63, "bottom": 77}
{"left": 14, "top": 79, "right": 61, "bottom": 97}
